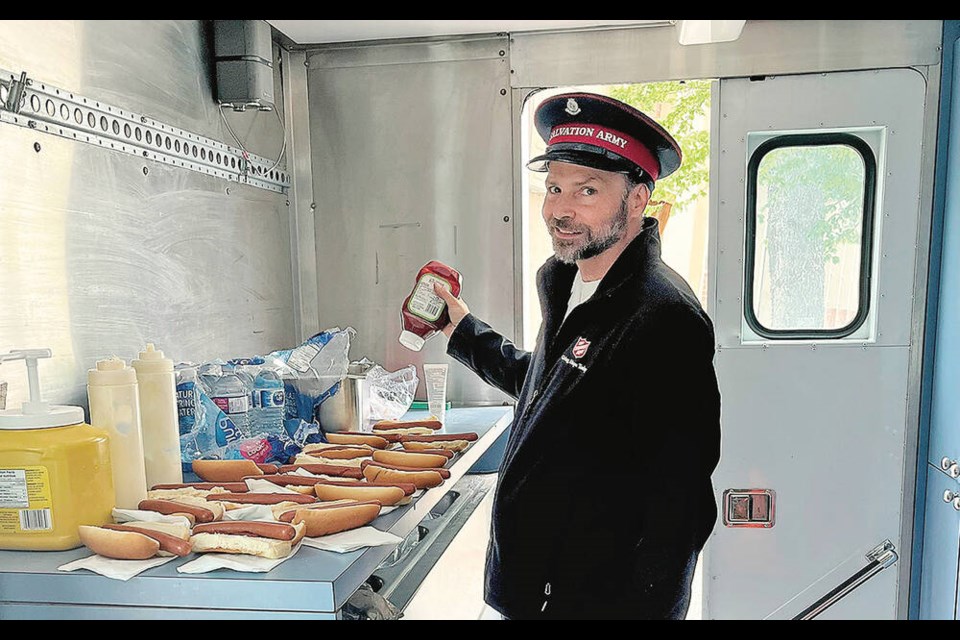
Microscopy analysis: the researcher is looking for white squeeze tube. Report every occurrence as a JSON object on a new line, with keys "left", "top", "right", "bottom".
{"left": 132, "top": 343, "right": 183, "bottom": 488}
{"left": 422, "top": 364, "right": 448, "bottom": 426}
{"left": 87, "top": 357, "right": 147, "bottom": 509}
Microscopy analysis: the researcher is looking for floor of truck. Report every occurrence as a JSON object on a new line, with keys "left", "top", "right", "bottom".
{"left": 401, "top": 476, "right": 704, "bottom": 620}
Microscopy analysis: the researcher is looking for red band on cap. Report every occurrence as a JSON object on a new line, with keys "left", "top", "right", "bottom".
{"left": 548, "top": 123, "right": 660, "bottom": 180}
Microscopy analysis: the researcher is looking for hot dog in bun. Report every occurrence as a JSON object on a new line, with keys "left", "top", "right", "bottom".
{"left": 324, "top": 432, "right": 389, "bottom": 449}
{"left": 138, "top": 499, "right": 224, "bottom": 524}
{"left": 372, "top": 418, "right": 442, "bottom": 432}
{"left": 313, "top": 480, "right": 410, "bottom": 506}
{"left": 277, "top": 464, "right": 364, "bottom": 479}
{"left": 276, "top": 500, "right": 382, "bottom": 537}
{"left": 192, "top": 459, "right": 263, "bottom": 483}
{"left": 190, "top": 521, "right": 306, "bottom": 559}
{"left": 372, "top": 449, "right": 450, "bottom": 469}
{"left": 362, "top": 463, "right": 444, "bottom": 489}
{"left": 300, "top": 443, "right": 373, "bottom": 459}
{"left": 78, "top": 521, "right": 192, "bottom": 560}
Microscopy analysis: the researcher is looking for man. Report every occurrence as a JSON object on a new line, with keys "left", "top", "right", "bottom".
{"left": 432, "top": 92, "right": 721, "bottom": 620}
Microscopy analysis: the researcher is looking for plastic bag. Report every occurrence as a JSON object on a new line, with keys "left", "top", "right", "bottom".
{"left": 366, "top": 364, "right": 418, "bottom": 421}
{"left": 341, "top": 582, "right": 402, "bottom": 620}
{"left": 269, "top": 327, "right": 355, "bottom": 423}
{"left": 177, "top": 327, "right": 355, "bottom": 467}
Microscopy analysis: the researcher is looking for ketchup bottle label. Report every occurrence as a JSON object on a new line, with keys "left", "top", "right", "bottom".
{"left": 408, "top": 273, "right": 452, "bottom": 322}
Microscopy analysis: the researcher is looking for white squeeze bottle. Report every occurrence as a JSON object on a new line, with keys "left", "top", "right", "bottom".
{"left": 132, "top": 344, "right": 183, "bottom": 487}
{"left": 87, "top": 357, "right": 147, "bottom": 509}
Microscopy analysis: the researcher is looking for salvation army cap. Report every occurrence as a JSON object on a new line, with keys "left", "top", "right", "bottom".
{"left": 526, "top": 92, "right": 682, "bottom": 182}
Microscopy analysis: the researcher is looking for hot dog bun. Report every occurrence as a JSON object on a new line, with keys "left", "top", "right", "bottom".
{"left": 324, "top": 432, "right": 389, "bottom": 449}
{"left": 373, "top": 418, "right": 442, "bottom": 431}
{"left": 362, "top": 464, "right": 444, "bottom": 489}
{"left": 78, "top": 525, "right": 161, "bottom": 560}
{"left": 314, "top": 482, "right": 406, "bottom": 506}
{"left": 372, "top": 449, "right": 449, "bottom": 469}
{"left": 279, "top": 501, "right": 382, "bottom": 537}
{"left": 192, "top": 459, "right": 263, "bottom": 482}
{"left": 190, "top": 521, "right": 306, "bottom": 559}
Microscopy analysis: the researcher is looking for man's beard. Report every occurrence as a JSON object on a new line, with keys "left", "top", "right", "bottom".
{"left": 549, "top": 198, "right": 630, "bottom": 265}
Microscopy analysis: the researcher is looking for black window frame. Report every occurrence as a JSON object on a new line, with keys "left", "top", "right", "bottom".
{"left": 744, "top": 132, "right": 877, "bottom": 340}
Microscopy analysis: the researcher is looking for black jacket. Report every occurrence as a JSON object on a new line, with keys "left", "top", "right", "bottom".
{"left": 447, "top": 218, "right": 721, "bottom": 619}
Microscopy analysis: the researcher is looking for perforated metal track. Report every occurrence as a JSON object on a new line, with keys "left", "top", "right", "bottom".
{"left": 0, "top": 69, "right": 289, "bottom": 194}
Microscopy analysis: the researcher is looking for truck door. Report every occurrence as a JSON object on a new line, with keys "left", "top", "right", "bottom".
{"left": 705, "top": 68, "right": 927, "bottom": 619}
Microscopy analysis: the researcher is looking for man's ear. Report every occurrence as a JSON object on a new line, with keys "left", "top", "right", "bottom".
{"left": 629, "top": 183, "right": 651, "bottom": 220}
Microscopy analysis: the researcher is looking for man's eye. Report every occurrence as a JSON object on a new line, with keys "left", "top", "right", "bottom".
{"left": 547, "top": 186, "right": 561, "bottom": 194}
{"left": 582, "top": 187, "right": 597, "bottom": 196}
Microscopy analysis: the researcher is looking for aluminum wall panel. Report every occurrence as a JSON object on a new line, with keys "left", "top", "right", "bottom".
{"left": 307, "top": 37, "right": 514, "bottom": 404}
{"left": 0, "top": 20, "right": 293, "bottom": 411}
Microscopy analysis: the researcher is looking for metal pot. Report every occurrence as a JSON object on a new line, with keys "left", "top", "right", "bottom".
{"left": 317, "top": 361, "right": 373, "bottom": 433}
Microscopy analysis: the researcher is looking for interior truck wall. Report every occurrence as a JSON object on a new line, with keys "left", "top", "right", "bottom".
{"left": 0, "top": 20, "right": 293, "bottom": 412}
{"left": 304, "top": 37, "right": 515, "bottom": 405}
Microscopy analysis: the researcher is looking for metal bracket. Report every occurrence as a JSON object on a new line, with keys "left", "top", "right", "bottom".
{"left": 0, "top": 68, "right": 289, "bottom": 194}
{"left": 2, "top": 71, "right": 26, "bottom": 114}
{"left": 865, "top": 539, "right": 898, "bottom": 568}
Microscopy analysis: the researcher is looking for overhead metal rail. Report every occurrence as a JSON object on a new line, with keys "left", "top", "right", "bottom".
{"left": 0, "top": 68, "right": 289, "bottom": 194}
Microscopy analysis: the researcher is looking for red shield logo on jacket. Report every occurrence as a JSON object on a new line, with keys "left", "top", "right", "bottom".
{"left": 572, "top": 337, "right": 591, "bottom": 359}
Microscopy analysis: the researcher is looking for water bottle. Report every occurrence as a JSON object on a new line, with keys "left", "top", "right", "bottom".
{"left": 174, "top": 365, "right": 199, "bottom": 434}
{"left": 197, "top": 362, "right": 223, "bottom": 396}
{"left": 208, "top": 367, "right": 250, "bottom": 442}
{"left": 251, "top": 365, "right": 286, "bottom": 438}
{"left": 175, "top": 364, "right": 202, "bottom": 469}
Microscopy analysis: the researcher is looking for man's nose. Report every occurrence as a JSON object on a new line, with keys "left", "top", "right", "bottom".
{"left": 544, "top": 193, "right": 575, "bottom": 221}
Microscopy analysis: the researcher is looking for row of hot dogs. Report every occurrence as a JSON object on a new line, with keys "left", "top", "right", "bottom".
{"left": 77, "top": 419, "right": 479, "bottom": 562}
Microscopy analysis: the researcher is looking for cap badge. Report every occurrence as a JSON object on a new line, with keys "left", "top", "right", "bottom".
{"left": 564, "top": 98, "right": 581, "bottom": 116}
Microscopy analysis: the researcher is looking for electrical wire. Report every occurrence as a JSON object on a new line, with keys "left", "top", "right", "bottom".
{"left": 218, "top": 103, "right": 287, "bottom": 174}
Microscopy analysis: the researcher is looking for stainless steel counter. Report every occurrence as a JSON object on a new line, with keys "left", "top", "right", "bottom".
{"left": 0, "top": 406, "right": 513, "bottom": 619}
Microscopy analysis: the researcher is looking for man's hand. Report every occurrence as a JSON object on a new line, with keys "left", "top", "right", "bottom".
{"left": 433, "top": 283, "right": 470, "bottom": 338}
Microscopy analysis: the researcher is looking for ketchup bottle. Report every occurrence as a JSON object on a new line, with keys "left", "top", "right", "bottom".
{"left": 399, "top": 261, "right": 463, "bottom": 351}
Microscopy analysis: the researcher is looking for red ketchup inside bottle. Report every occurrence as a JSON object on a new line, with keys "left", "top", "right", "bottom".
{"left": 399, "top": 261, "right": 463, "bottom": 351}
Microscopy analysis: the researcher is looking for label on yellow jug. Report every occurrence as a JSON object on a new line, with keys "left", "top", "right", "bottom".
{"left": 0, "top": 467, "right": 54, "bottom": 533}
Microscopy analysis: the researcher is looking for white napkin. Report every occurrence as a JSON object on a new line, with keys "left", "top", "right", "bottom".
{"left": 111, "top": 508, "right": 193, "bottom": 528}
{"left": 291, "top": 469, "right": 348, "bottom": 481}
{"left": 300, "top": 527, "right": 403, "bottom": 553}
{"left": 58, "top": 554, "right": 177, "bottom": 581}
{"left": 176, "top": 541, "right": 304, "bottom": 574}
{"left": 244, "top": 478, "right": 304, "bottom": 494}
{"left": 223, "top": 504, "right": 279, "bottom": 522}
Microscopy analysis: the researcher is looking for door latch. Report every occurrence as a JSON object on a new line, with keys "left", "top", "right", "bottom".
{"left": 722, "top": 488, "right": 776, "bottom": 528}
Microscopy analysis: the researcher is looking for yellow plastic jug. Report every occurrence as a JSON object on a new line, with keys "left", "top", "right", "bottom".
{"left": 0, "top": 349, "right": 114, "bottom": 550}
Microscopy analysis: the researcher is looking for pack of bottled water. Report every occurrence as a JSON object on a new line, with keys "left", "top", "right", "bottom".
{"left": 175, "top": 327, "right": 354, "bottom": 470}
